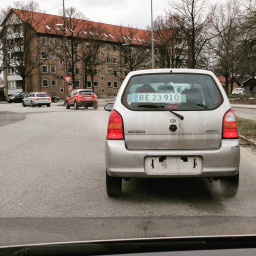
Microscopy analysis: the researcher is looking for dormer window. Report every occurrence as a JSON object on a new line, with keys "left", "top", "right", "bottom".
{"left": 45, "top": 25, "right": 51, "bottom": 30}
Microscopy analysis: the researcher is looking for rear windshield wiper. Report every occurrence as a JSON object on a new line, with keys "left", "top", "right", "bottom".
{"left": 169, "top": 110, "right": 184, "bottom": 120}
{"left": 137, "top": 104, "right": 165, "bottom": 109}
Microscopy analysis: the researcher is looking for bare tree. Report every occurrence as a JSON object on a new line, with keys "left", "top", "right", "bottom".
{"left": 113, "top": 26, "right": 151, "bottom": 78}
{"left": 170, "top": 0, "right": 216, "bottom": 68}
{"left": 153, "top": 14, "right": 186, "bottom": 68}
{"left": 211, "top": 0, "right": 242, "bottom": 94}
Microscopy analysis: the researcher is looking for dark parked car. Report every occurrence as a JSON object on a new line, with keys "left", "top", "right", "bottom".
{"left": 7, "top": 92, "right": 29, "bottom": 103}
{"left": 49, "top": 94, "right": 59, "bottom": 103}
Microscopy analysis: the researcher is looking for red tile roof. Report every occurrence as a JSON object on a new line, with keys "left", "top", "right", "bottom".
{"left": 12, "top": 9, "right": 152, "bottom": 45}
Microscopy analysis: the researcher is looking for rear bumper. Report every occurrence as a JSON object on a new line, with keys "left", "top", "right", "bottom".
{"left": 77, "top": 101, "right": 97, "bottom": 107}
{"left": 105, "top": 140, "right": 240, "bottom": 178}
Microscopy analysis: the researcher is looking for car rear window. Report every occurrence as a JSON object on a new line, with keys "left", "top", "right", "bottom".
{"left": 79, "top": 91, "right": 94, "bottom": 95}
{"left": 37, "top": 94, "right": 49, "bottom": 97}
{"left": 122, "top": 73, "right": 223, "bottom": 111}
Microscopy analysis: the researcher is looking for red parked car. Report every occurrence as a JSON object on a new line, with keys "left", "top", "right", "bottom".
{"left": 65, "top": 89, "right": 98, "bottom": 110}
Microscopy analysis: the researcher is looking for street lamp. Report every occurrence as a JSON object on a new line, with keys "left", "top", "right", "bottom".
{"left": 151, "top": 0, "right": 155, "bottom": 69}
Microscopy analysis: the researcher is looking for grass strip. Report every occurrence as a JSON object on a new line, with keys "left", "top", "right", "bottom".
{"left": 237, "top": 117, "right": 256, "bottom": 141}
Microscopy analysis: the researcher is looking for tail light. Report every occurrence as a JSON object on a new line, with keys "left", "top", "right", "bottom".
{"left": 48, "top": 97, "right": 51, "bottom": 100}
{"left": 34, "top": 97, "right": 39, "bottom": 100}
{"left": 107, "top": 110, "right": 124, "bottom": 140}
{"left": 223, "top": 109, "right": 238, "bottom": 139}
{"left": 77, "top": 94, "right": 82, "bottom": 98}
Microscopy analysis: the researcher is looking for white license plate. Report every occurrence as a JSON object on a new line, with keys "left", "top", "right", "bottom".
{"left": 84, "top": 97, "right": 92, "bottom": 100}
{"left": 40, "top": 98, "right": 47, "bottom": 100}
{"left": 145, "top": 156, "right": 203, "bottom": 175}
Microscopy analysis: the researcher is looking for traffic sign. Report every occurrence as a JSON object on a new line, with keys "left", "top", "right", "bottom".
{"left": 68, "top": 85, "right": 73, "bottom": 91}
{"left": 64, "top": 76, "right": 72, "bottom": 83}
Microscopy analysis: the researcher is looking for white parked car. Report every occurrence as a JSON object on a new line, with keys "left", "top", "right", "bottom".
{"left": 232, "top": 88, "right": 245, "bottom": 95}
{"left": 22, "top": 92, "right": 51, "bottom": 107}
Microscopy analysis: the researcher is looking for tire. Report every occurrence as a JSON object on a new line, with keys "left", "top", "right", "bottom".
{"left": 22, "top": 101, "right": 26, "bottom": 107}
{"left": 106, "top": 171, "right": 122, "bottom": 197}
{"left": 47, "top": 104, "right": 51, "bottom": 107}
{"left": 94, "top": 102, "right": 98, "bottom": 110}
{"left": 31, "top": 101, "right": 35, "bottom": 107}
{"left": 220, "top": 172, "right": 239, "bottom": 197}
{"left": 74, "top": 101, "right": 79, "bottom": 110}
{"left": 66, "top": 101, "right": 70, "bottom": 109}
{"left": 39, "top": 105, "right": 41, "bottom": 107}
{"left": 54, "top": 99, "right": 58, "bottom": 103}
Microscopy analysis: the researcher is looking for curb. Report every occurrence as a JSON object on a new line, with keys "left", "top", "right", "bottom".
{"left": 240, "top": 135, "right": 256, "bottom": 147}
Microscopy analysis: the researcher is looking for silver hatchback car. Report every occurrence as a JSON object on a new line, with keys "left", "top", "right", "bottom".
{"left": 105, "top": 69, "right": 240, "bottom": 197}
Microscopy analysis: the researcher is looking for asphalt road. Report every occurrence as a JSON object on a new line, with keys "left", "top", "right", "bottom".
{"left": 233, "top": 106, "right": 256, "bottom": 121}
{"left": 0, "top": 103, "right": 256, "bottom": 245}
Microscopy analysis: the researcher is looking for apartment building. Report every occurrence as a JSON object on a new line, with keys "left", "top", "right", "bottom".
{"left": 1, "top": 9, "right": 154, "bottom": 98}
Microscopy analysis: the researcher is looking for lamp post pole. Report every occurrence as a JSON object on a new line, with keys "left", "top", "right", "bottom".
{"left": 151, "top": 0, "right": 155, "bottom": 69}
{"left": 63, "top": 0, "right": 67, "bottom": 99}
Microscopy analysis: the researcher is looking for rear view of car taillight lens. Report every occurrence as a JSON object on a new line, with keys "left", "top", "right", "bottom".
{"left": 223, "top": 109, "right": 238, "bottom": 139}
{"left": 107, "top": 110, "right": 124, "bottom": 140}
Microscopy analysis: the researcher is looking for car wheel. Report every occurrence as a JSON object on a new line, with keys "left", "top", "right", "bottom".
{"left": 47, "top": 104, "right": 51, "bottom": 107}
{"left": 22, "top": 101, "right": 26, "bottom": 107}
{"left": 39, "top": 105, "right": 41, "bottom": 107}
{"left": 106, "top": 171, "right": 122, "bottom": 197}
{"left": 94, "top": 102, "right": 98, "bottom": 110}
{"left": 54, "top": 99, "right": 58, "bottom": 103}
{"left": 31, "top": 101, "right": 35, "bottom": 107}
{"left": 220, "top": 172, "right": 239, "bottom": 197}
{"left": 65, "top": 101, "right": 70, "bottom": 109}
{"left": 74, "top": 101, "right": 79, "bottom": 110}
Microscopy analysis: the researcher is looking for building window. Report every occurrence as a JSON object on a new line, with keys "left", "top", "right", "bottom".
{"left": 41, "top": 52, "right": 48, "bottom": 59}
{"left": 50, "top": 66, "right": 56, "bottom": 73}
{"left": 75, "top": 80, "right": 80, "bottom": 88}
{"left": 101, "top": 88, "right": 105, "bottom": 93}
{"left": 93, "top": 69, "right": 98, "bottom": 74}
{"left": 60, "top": 88, "right": 64, "bottom": 93}
{"left": 101, "top": 76, "right": 104, "bottom": 81}
{"left": 85, "top": 42, "right": 90, "bottom": 49}
{"left": 108, "top": 93, "right": 112, "bottom": 97}
{"left": 49, "top": 37, "right": 55, "bottom": 44}
{"left": 113, "top": 45, "right": 117, "bottom": 52}
{"left": 113, "top": 57, "right": 117, "bottom": 64}
{"left": 114, "top": 82, "right": 118, "bottom": 88}
{"left": 60, "top": 75, "right": 64, "bottom": 79}
{"left": 93, "top": 81, "right": 98, "bottom": 87}
{"left": 100, "top": 51, "right": 104, "bottom": 56}
{"left": 113, "top": 70, "right": 118, "bottom": 76}
{"left": 87, "top": 81, "right": 92, "bottom": 88}
{"left": 41, "top": 37, "right": 47, "bottom": 45}
{"left": 106, "top": 57, "right": 111, "bottom": 63}
{"left": 106, "top": 45, "right": 111, "bottom": 51}
{"left": 59, "top": 47, "right": 63, "bottom": 52}
{"left": 59, "top": 60, "right": 63, "bottom": 66}
{"left": 75, "top": 67, "right": 80, "bottom": 74}
{"left": 42, "top": 65, "right": 48, "bottom": 73}
{"left": 42, "top": 79, "right": 49, "bottom": 87}
{"left": 107, "top": 82, "right": 112, "bottom": 87}
{"left": 51, "top": 80, "right": 57, "bottom": 86}
{"left": 68, "top": 67, "right": 72, "bottom": 73}
{"left": 8, "top": 81, "right": 16, "bottom": 89}
{"left": 106, "top": 69, "right": 112, "bottom": 75}
{"left": 50, "top": 52, "right": 56, "bottom": 59}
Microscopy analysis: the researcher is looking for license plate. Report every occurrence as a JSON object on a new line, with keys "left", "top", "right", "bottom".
{"left": 84, "top": 97, "right": 92, "bottom": 100}
{"left": 145, "top": 156, "right": 203, "bottom": 175}
{"left": 40, "top": 98, "right": 46, "bottom": 100}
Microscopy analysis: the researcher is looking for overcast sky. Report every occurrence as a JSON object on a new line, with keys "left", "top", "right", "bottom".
{"left": 1, "top": 0, "right": 221, "bottom": 29}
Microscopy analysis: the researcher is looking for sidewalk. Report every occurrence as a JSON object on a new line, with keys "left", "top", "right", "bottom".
{"left": 231, "top": 104, "right": 256, "bottom": 109}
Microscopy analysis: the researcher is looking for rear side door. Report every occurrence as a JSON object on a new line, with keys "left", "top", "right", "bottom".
{"left": 119, "top": 72, "right": 226, "bottom": 150}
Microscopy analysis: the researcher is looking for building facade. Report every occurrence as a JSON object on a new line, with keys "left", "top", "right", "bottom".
{"left": 1, "top": 9, "right": 156, "bottom": 98}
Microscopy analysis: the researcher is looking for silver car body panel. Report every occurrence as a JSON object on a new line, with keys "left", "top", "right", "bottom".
{"left": 106, "top": 69, "right": 240, "bottom": 178}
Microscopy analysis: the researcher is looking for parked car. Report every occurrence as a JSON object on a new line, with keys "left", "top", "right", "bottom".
{"left": 22, "top": 92, "right": 51, "bottom": 107}
{"left": 7, "top": 92, "right": 29, "bottom": 103}
{"left": 232, "top": 88, "right": 245, "bottom": 95}
{"left": 104, "top": 69, "right": 240, "bottom": 197}
{"left": 65, "top": 89, "right": 98, "bottom": 110}
{"left": 49, "top": 94, "right": 59, "bottom": 103}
